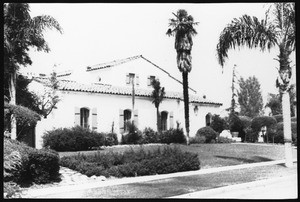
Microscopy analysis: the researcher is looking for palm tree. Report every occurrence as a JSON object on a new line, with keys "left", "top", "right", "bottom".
{"left": 4, "top": 3, "right": 63, "bottom": 139}
{"left": 216, "top": 3, "right": 295, "bottom": 167}
{"left": 166, "top": 9, "right": 198, "bottom": 145}
{"left": 151, "top": 78, "right": 165, "bottom": 133}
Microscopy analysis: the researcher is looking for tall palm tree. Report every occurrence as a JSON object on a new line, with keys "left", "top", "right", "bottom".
{"left": 151, "top": 78, "right": 165, "bottom": 133}
{"left": 216, "top": 3, "right": 295, "bottom": 167}
{"left": 4, "top": 3, "right": 63, "bottom": 139}
{"left": 167, "top": 9, "right": 198, "bottom": 145}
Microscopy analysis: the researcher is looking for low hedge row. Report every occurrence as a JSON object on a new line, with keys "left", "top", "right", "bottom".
{"left": 42, "top": 126, "right": 118, "bottom": 151}
{"left": 4, "top": 138, "right": 60, "bottom": 184}
{"left": 60, "top": 146, "right": 200, "bottom": 178}
{"left": 121, "top": 126, "right": 186, "bottom": 145}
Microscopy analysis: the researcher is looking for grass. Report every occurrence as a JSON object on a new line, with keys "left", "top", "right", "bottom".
{"left": 59, "top": 143, "right": 297, "bottom": 169}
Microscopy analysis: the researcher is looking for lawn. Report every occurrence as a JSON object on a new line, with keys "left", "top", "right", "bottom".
{"left": 59, "top": 143, "right": 297, "bottom": 169}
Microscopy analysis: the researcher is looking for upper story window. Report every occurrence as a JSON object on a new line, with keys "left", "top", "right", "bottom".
{"left": 126, "top": 73, "right": 139, "bottom": 86}
{"left": 147, "top": 75, "right": 156, "bottom": 86}
{"left": 80, "top": 108, "right": 90, "bottom": 129}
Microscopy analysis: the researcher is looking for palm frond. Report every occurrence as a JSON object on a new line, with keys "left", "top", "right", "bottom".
{"left": 216, "top": 14, "right": 277, "bottom": 67}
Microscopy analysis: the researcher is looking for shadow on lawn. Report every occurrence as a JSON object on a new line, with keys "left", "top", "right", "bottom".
{"left": 214, "top": 155, "right": 273, "bottom": 163}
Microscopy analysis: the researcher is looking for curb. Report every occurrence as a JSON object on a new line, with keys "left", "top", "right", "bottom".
{"left": 22, "top": 158, "right": 297, "bottom": 198}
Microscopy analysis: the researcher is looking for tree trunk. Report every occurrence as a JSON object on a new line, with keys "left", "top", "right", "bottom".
{"left": 156, "top": 107, "right": 161, "bottom": 133}
{"left": 282, "top": 91, "right": 293, "bottom": 167}
{"left": 9, "top": 71, "right": 17, "bottom": 140}
{"left": 182, "top": 71, "right": 190, "bottom": 145}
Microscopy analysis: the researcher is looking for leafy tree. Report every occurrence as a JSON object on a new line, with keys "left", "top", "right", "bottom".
{"left": 266, "top": 93, "right": 282, "bottom": 115}
{"left": 238, "top": 76, "right": 263, "bottom": 118}
{"left": 4, "top": 3, "right": 63, "bottom": 139}
{"left": 150, "top": 78, "right": 165, "bottom": 133}
{"left": 216, "top": 3, "right": 295, "bottom": 166}
{"left": 166, "top": 9, "right": 198, "bottom": 145}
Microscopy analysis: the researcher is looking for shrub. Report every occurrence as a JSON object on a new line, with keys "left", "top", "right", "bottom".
{"left": 273, "top": 114, "right": 283, "bottom": 123}
{"left": 210, "top": 115, "right": 229, "bottom": 133}
{"left": 4, "top": 138, "right": 60, "bottom": 185}
{"left": 4, "top": 138, "right": 23, "bottom": 181}
{"left": 190, "top": 136, "right": 206, "bottom": 144}
{"left": 60, "top": 146, "right": 200, "bottom": 178}
{"left": 216, "top": 136, "right": 235, "bottom": 143}
{"left": 140, "top": 127, "right": 160, "bottom": 144}
{"left": 4, "top": 182, "right": 21, "bottom": 199}
{"left": 104, "top": 133, "right": 118, "bottom": 146}
{"left": 270, "top": 121, "right": 297, "bottom": 144}
{"left": 195, "top": 126, "right": 218, "bottom": 143}
{"left": 244, "top": 127, "right": 258, "bottom": 143}
{"left": 159, "top": 128, "right": 186, "bottom": 144}
{"left": 42, "top": 126, "right": 106, "bottom": 151}
{"left": 251, "top": 116, "right": 277, "bottom": 133}
{"left": 121, "top": 122, "right": 143, "bottom": 144}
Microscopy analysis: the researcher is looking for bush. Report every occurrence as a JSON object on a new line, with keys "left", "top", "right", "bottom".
{"left": 4, "top": 138, "right": 60, "bottom": 185}
{"left": 244, "top": 127, "right": 258, "bottom": 143}
{"left": 190, "top": 136, "right": 206, "bottom": 144}
{"left": 42, "top": 126, "right": 106, "bottom": 151}
{"left": 210, "top": 115, "right": 229, "bottom": 133}
{"left": 216, "top": 136, "right": 235, "bottom": 143}
{"left": 140, "top": 127, "right": 160, "bottom": 144}
{"left": 159, "top": 128, "right": 186, "bottom": 144}
{"left": 251, "top": 116, "right": 277, "bottom": 133}
{"left": 195, "top": 126, "right": 218, "bottom": 143}
{"left": 121, "top": 122, "right": 143, "bottom": 144}
{"left": 273, "top": 114, "right": 283, "bottom": 123}
{"left": 104, "top": 133, "right": 118, "bottom": 146}
{"left": 269, "top": 121, "right": 297, "bottom": 144}
{"left": 60, "top": 146, "right": 200, "bottom": 178}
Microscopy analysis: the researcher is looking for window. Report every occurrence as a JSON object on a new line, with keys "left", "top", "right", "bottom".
{"left": 124, "top": 109, "right": 132, "bottom": 132}
{"left": 147, "top": 75, "right": 156, "bottom": 86}
{"left": 205, "top": 113, "right": 212, "bottom": 126}
{"left": 126, "top": 73, "right": 135, "bottom": 85}
{"left": 80, "top": 108, "right": 90, "bottom": 129}
{"left": 161, "top": 111, "right": 168, "bottom": 131}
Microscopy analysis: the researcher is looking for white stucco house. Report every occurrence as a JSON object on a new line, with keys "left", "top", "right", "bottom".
{"left": 27, "top": 55, "right": 222, "bottom": 148}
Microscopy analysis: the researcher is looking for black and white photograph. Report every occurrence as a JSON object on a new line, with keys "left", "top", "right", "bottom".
{"left": 3, "top": 2, "right": 297, "bottom": 199}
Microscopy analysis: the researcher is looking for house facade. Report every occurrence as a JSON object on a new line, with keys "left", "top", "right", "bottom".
{"left": 28, "top": 55, "right": 222, "bottom": 149}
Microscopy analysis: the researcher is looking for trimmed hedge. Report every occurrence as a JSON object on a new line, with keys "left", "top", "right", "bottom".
{"left": 195, "top": 126, "right": 218, "bottom": 143}
{"left": 60, "top": 146, "right": 200, "bottom": 178}
{"left": 4, "top": 138, "right": 60, "bottom": 184}
{"left": 159, "top": 128, "right": 186, "bottom": 144}
{"left": 42, "top": 126, "right": 118, "bottom": 151}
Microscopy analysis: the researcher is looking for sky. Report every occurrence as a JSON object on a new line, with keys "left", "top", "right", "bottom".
{"left": 22, "top": 3, "right": 296, "bottom": 113}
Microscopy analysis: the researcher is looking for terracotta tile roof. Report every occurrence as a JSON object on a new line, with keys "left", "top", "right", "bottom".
{"left": 34, "top": 77, "right": 222, "bottom": 106}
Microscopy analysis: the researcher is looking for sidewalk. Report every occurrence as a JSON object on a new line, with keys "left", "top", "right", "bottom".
{"left": 169, "top": 173, "right": 297, "bottom": 199}
{"left": 21, "top": 158, "right": 297, "bottom": 198}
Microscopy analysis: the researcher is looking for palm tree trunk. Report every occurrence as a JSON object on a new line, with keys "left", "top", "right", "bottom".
{"left": 282, "top": 91, "right": 293, "bottom": 167}
{"left": 182, "top": 71, "right": 190, "bottom": 145}
{"left": 9, "top": 71, "right": 17, "bottom": 140}
{"left": 156, "top": 107, "right": 161, "bottom": 133}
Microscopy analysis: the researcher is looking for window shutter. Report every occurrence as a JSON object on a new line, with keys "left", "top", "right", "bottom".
{"left": 133, "top": 109, "right": 138, "bottom": 128}
{"left": 126, "top": 73, "right": 130, "bottom": 84}
{"left": 119, "top": 109, "right": 124, "bottom": 134}
{"left": 74, "top": 107, "right": 80, "bottom": 126}
{"left": 91, "top": 108, "right": 97, "bottom": 131}
{"left": 147, "top": 76, "right": 150, "bottom": 86}
{"left": 170, "top": 111, "right": 174, "bottom": 129}
{"left": 136, "top": 74, "right": 139, "bottom": 86}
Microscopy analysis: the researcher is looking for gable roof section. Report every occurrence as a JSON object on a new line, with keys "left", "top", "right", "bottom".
{"left": 33, "top": 77, "right": 222, "bottom": 106}
{"left": 86, "top": 55, "right": 197, "bottom": 93}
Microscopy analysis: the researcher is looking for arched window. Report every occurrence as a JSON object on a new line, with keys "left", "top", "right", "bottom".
{"left": 124, "top": 109, "right": 132, "bottom": 132}
{"left": 80, "top": 108, "right": 90, "bottom": 129}
{"left": 205, "top": 113, "right": 212, "bottom": 126}
{"left": 161, "top": 111, "right": 168, "bottom": 131}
